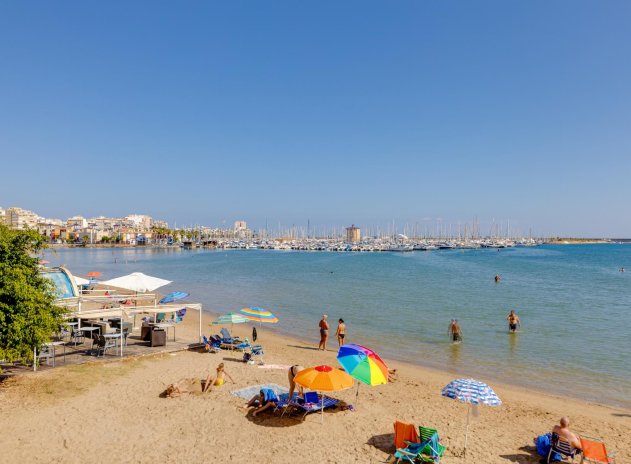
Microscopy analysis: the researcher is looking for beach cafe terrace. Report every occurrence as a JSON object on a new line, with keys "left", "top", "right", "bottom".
{"left": 30, "top": 268, "right": 204, "bottom": 371}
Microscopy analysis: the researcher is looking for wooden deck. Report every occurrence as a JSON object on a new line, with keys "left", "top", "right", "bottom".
{"left": 0, "top": 332, "right": 203, "bottom": 377}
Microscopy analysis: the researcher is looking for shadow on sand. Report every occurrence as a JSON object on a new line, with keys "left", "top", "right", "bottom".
{"left": 366, "top": 433, "right": 395, "bottom": 454}
{"left": 499, "top": 445, "right": 540, "bottom": 463}
{"left": 286, "top": 344, "right": 321, "bottom": 351}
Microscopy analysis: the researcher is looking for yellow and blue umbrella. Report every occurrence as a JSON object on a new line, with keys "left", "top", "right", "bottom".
{"left": 239, "top": 307, "right": 279, "bottom": 323}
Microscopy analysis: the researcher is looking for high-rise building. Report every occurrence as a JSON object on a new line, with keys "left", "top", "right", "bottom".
{"left": 346, "top": 224, "right": 361, "bottom": 243}
{"left": 0, "top": 207, "right": 5, "bottom": 225}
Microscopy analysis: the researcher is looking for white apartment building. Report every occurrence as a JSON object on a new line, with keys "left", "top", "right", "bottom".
{"left": 126, "top": 214, "right": 152, "bottom": 231}
{"left": 5, "top": 207, "right": 39, "bottom": 230}
{"left": 66, "top": 216, "right": 88, "bottom": 229}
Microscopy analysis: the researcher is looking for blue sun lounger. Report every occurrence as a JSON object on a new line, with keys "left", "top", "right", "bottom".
{"left": 279, "top": 391, "right": 340, "bottom": 420}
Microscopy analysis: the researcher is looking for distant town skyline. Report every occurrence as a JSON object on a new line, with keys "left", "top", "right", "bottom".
{"left": 0, "top": 203, "right": 620, "bottom": 239}
{"left": 1, "top": 2, "right": 630, "bottom": 237}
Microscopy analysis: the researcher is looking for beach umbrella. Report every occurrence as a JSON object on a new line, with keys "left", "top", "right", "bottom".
{"left": 74, "top": 276, "right": 90, "bottom": 286}
{"left": 239, "top": 307, "right": 279, "bottom": 324}
{"left": 441, "top": 378, "right": 501, "bottom": 456}
{"left": 159, "top": 291, "right": 189, "bottom": 304}
{"left": 294, "top": 365, "right": 354, "bottom": 423}
{"left": 337, "top": 344, "right": 388, "bottom": 405}
{"left": 86, "top": 271, "right": 102, "bottom": 277}
{"left": 101, "top": 272, "right": 171, "bottom": 293}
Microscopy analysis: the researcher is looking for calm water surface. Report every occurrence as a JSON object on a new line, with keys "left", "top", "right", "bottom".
{"left": 44, "top": 245, "right": 631, "bottom": 408}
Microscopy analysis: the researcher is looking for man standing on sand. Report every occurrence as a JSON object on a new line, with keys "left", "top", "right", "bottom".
{"left": 506, "top": 310, "right": 520, "bottom": 333}
{"left": 318, "top": 315, "right": 329, "bottom": 350}
{"left": 448, "top": 319, "right": 462, "bottom": 343}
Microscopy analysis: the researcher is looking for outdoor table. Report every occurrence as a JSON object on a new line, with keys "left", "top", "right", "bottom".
{"left": 149, "top": 323, "right": 176, "bottom": 342}
{"left": 44, "top": 341, "right": 66, "bottom": 366}
{"left": 80, "top": 326, "right": 99, "bottom": 335}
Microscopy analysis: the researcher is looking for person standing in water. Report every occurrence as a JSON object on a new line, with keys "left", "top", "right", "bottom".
{"left": 506, "top": 310, "right": 520, "bottom": 333}
{"left": 495, "top": 274, "right": 501, "bottom": 283}
{"left": 448, "top": 319, "right": 462, "bottom": 343}
{"left": 318, "top": 314, "right": 329, "bottom": 350}
{"left": 336, "top": 318, "right": 346, "bottom": 346}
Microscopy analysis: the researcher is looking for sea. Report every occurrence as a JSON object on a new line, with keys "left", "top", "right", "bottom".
{"left": 44, "top": 244, "right": 631, "bottom": 409}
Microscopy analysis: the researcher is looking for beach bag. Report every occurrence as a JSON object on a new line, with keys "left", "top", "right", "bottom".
{"left": 243, "top": 352, "right": 252, "bottom": 363}
{"left": 535, "top": 433, "right": 562, "bottom": 462}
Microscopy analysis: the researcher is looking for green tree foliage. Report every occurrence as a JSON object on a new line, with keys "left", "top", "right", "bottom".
{"left": 0, "top": 224, "right": 67, "bottom": 364}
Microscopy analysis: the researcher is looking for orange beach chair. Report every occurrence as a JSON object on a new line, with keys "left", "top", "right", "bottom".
{"left": 394, "top": 420, "right": 419, "bottom": 450}
{"left": 580, "top": 437, "right": 616, "bottom": 463}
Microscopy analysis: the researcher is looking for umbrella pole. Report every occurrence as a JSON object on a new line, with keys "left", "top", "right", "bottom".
{"left": 321, "top": 394, "right": 324, "bottom": 424}
{"left": 464, "top": 404, "right": 471, "bottom": 457}
{"left": 356, "top": 382, "right": 360, "bottom": 407}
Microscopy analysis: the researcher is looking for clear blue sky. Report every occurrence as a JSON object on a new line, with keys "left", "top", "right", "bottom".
{"left": 1, "top": 1, "right": 630, "bottom": 237}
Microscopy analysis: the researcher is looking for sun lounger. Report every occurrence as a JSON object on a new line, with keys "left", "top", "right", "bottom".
{"left": 220, "top": 328, "right": 241, "bottom": 344}
{"left": 580, "top": 437, "right": 616, "bottom": 463}
{"left": 280, "top": 391, "right": 339, "bottom": 420}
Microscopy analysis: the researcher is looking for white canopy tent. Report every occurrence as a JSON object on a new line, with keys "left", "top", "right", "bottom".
{"left": 100, "top": 272, "right": 172, "bottom": 293}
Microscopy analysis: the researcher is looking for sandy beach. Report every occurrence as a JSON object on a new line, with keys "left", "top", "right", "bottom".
{"left": 1, "top": 310, "right": 629, "bottom": 464}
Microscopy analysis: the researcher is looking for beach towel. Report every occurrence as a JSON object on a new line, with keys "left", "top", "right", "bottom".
{"left": 257, "top": 364, "right": 291, "bottom": 370}
{"left": 394, "top": 421, "right": 419, "bottom": 449}
{"left": 230, "top": 384, "right": 289, "bottom": 400}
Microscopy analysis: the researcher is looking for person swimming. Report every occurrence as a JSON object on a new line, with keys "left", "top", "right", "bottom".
{"left": 495, "top": 274, "right": 501, "bottom": 283}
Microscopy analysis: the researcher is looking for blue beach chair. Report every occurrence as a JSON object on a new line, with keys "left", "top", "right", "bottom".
{"left": 281, "top": 391, "right": 340, "bottom": 420}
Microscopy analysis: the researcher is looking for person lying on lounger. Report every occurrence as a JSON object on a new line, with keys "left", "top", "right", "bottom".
{"left": 246, "top": 388, "right": 278, "bottom": 416}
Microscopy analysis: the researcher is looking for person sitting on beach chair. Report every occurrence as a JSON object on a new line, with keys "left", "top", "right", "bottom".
{"left": 246, "top": 388, "right": 279, "bottom": 417}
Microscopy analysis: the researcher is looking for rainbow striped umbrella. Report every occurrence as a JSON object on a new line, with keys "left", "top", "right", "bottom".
{"left": 239, "top": 307, "right": 279, "bottom": 324}
{"left": 337, "top": 344, "right": 388, "bottom": 386}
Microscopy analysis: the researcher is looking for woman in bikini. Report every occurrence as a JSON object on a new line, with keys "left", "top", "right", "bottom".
{"left": 203, "top": 362, "right": 234, "bottom": 392}
{"left": 318, "top": 314, "right": 329, "bottom": 350}
{"left": 336, "top": 318, "right": 346, "bottom": 346}
{"left": 287, "top": 364, "right": 305, "bottom": 402}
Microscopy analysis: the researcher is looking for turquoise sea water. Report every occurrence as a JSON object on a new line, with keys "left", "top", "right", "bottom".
{"left": 45, "top": 245, "right": 631, "bottom": 408}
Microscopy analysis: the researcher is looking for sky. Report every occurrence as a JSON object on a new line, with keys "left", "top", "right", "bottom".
{"left": 1, "top": 1, "right": 630, "bottom": 237}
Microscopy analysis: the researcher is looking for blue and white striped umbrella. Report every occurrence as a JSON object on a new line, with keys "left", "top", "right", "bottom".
{"left": 441, "top": 378, "right": 501, "bottom": 456}
{"left": 441, "top": 378, "right": 502, "bottom": 406}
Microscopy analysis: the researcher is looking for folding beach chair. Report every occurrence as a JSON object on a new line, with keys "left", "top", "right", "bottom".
{"left": 416, "top": 427, "right": 445, "bottom": 463}
{"left": 393, "top": 421, "right": 419, "bottom": 450}
{"left": 548, "top": 433, "right": 579, "bottom": 463}
{"left": 250, "top": 345, "right": 264, "bottom": 363}
{"left": 580, "top": 437, "right": 616, "bottom": 463}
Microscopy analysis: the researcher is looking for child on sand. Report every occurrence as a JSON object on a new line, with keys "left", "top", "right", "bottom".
{"left": 203, "top": 362, "right": 234, "bottom": 393}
